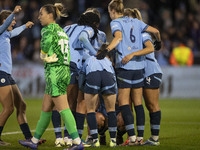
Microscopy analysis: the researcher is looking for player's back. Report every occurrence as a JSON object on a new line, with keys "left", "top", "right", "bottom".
{"left": 111, "top": 17, "right": 148, "bottom": 70}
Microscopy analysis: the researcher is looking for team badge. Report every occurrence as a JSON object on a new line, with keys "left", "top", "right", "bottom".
{"left": 146, "top": 77, "right": 151, "bottom": 85}
{"left": 1, "top": 78, "right": 6, "bottom": 83}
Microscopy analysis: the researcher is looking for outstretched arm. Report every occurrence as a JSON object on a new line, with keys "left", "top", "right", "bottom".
{"left": 10, "top": 21, "right": 34, "bottom": 38}
{"left": 0, "top": 5, "right": 22, "bottom": 34}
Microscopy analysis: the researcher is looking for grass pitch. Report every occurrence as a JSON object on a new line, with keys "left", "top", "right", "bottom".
{"left": 0, "top": 99, "right": 200, "bottom": 150}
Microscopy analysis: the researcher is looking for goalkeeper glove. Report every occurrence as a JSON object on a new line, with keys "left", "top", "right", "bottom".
{"left": 40, "top": 53, "right": 58, "bottom": 63}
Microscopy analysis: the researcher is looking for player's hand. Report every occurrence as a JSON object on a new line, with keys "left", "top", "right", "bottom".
{"left": 96, "top": 49, "right": 108, "bottom": 60}
{"left": 40, "top": 53, "right": 58, "bottom": 63}
{"left": 25, "top": 21, "right": 34, "bottom": 28}
{"left": 121, "top": 53, "right": 134, "bottom": 65}
{"left": 13, "top": 6, "right": 22, "bottom": 14}
{"left": 154, "top": 40, "right": 162, "bottom": 51}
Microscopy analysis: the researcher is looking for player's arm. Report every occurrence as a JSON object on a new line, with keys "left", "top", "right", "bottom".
{"left": 145, "top": 26, "right": 161, "bottom": 50}
{"left": 121, "top": 40, "right": 154, "bottom": 65}
{"left": 10, "top": 21, "right": 34, "bottom": 38}
{"left": 96, "top": 31, "right": 122, "bottom": 59}
{"left": 40, "top": 30, "right": 58, "bottom": 63}
{"left": 0, "top": 5, "right": 21, "bottom": 34}
{"left": 79, "top": 31, "right": 97, "bottom": 56}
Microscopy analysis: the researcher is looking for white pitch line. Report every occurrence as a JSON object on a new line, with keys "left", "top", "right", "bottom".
{"left": 2, "top": 122, "right": 200, "bottom": 136}
{"left": 2, "top": 125, "right": 88, "bottom": 136}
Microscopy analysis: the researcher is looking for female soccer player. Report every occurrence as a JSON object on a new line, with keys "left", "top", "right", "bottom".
{"left": 50, "top": 10, "right": 101, "bottom": 148}
{"left": 0, "top": 6, "right": 34, "bottom": 146}
{"left": 117, "top": 8, "right": 162, "bottom": 146}
{"left": 124, "top": 8, "right": 162, "bottom": 146}
{"left": 97, "top": 0, "right": 161, "bottom": 145}
{"left": 18, "top": 3, "right": 84, "bottom": 150}
{"left": 82, "top": 43, "right": 117, "bottom": 147}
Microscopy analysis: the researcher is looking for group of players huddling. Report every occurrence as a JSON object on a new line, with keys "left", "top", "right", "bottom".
{"left": 0, "top": 0, "right": 162, "bottom": 150}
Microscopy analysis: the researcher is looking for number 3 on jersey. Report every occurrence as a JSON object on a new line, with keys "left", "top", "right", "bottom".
{"left": 58, "top": 39, "right": 69, "bottom": 63}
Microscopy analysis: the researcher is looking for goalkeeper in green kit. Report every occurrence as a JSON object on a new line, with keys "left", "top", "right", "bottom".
{"left": 19, "top": 3, "right": 84, "bottom": 150}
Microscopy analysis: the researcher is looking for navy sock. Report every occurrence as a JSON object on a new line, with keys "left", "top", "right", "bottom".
{"left": 52, "top": 110, "right": 62, "bottom": 138}
{"left": 107, "top": 111, "right": 117, "bottom": 139}
{"left": 76, "top": 112, "right": 85, "bottom": 138}
{"left": 150, "top": 111, "right": 161, "bottom": 136}
{"left": 0, "top": 126, "right": 4, "bottom": 138}
{"left": 87, "top": 112, "right": 98, "bottom": 139}
{"left": 119, "top": 105, "right": 135, "bottom": 136}
{"left": 20, "top": 123, "right": 32, "bottom": 139}
{"left": 134, "top": 105, "right": 145, "bottom": 137}
{"left": 64, "top": 111, "right": 76, "bottom": 138}
{"left": 117, "top": 128, "right": 126, "bottom": 137}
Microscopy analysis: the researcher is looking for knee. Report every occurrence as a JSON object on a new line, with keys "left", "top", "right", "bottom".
{"left": 3, "top": 106, "right": 14, "bottom": 116}
{"left": 146, "top": 103, "right": 160, "bottom": 113}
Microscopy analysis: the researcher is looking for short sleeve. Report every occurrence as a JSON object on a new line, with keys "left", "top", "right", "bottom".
{"left": 82, "top": 27, "right": 94, "bottom": 39}
{"left": 110, "top": 20, "right": 122, "bottom": 36}
{"left": 142, "top": 32, "right": 152, "bottom": 44}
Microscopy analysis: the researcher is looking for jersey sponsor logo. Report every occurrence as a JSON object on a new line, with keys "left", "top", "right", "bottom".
{"left": 146, "top": 77, "right": 151, "bottom": 85}
{"left": 1, "top": 78, "right": 6, "bottom": 83}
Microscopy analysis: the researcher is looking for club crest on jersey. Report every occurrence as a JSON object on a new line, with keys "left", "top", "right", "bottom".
{"left": 146, "top": 77, "right": 151, "bottom": 85}
{"left": 1, "top": 78, "right": 6, "bottom": 83}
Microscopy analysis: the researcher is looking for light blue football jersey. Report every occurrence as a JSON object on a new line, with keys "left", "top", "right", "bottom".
{"left": 82, "top": 56, "right": 115, "bottom": 75}
{"left": 0, "top": 25, "right": 26, "bottom": 74}
{"left": 83, "top": 29, "right": 107, "bottom": 60}
{"left": 142, "top": 32, "right": 163, "bottom": 77}
{"left": 110, "top": 16, "right": 148, "bottom": 70}
{"left": 63, "top": 24, "right": 96, "bottom": 70}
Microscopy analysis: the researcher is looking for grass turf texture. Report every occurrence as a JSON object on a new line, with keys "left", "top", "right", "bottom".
{"left": 0, "top": 99, "right": 200, "bottom": 150}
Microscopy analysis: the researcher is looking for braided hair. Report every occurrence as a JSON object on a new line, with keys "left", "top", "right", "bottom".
{"left": 78, "top": 12, "right": 100, "bottom": 40}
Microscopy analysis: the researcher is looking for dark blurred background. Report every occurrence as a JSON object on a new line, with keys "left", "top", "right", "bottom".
{"left": 1, "top": 0, "right": 200, "bottom": 66}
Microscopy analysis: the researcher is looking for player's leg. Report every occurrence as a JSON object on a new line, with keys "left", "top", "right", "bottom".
{"left": 115, "top": 68, "right": 136, "bottom": 145}
{"left": 76, "top": 90, "right": 86, "bottom": 138}
{"left": 118, "top": 88, "right": 137, "bottom": 144}
{"left": 131, "top": 87, "right": 145, "bottom": 144}
{"left": 103, "top": 94, "right": 117, "bottom": 147}
{"left": 19, "top": 94, "right": 54, "bottom": 149}
{"left": 51, "top": 106, "right": 65, "bottom": 147}
{"left": 12, "top": 84, "right": 32, "bottom": 140}
{"left": 0, "top": 85, "right": 14, "bottom": 146}
{"left": 143, "top": 88, "right": 161, "bottom": 146}
{"left": 85, "top": 93, "right": 99, "bottom": 147}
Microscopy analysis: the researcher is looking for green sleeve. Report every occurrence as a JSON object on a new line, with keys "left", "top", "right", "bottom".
{"left": 41, "top": 29, "right": 53, "bottom": 54}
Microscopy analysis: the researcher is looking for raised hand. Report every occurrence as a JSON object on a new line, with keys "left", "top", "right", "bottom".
{"left": 25, "top": 21, "right": 34, "bottom": 28}
{"left": 13, "top": 6, "right": 22, "bottom": 14}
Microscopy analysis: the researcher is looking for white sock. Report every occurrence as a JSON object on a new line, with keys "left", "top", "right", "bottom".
{"left": 151, "top": 136, "right": 159, "bottom": 141}
{"left": 73, "top": 137, "right": 81, "bottom": 145}
{"left": 31, "top": 137, "right": 39, "bottom": 144}
{"left": 110, "top": 138, "right": 116, "bottom": 142}
{"left": 129, "top": 135, "right": 136, "bottom": 143}
{"left": 93, "top": 138, "right": 99, "bottom": 142}
{"left": 137, "top": 137, "right": 143, "bottom": 141}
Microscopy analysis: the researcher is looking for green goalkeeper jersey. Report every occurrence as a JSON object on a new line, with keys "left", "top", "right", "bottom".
{"left": 41, "top": 23, "right": 70, "bottom": 67}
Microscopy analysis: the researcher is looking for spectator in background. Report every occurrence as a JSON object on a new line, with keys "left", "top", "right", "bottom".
{"left": 169, "top": 43, "right": 194, "bottom": 66}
